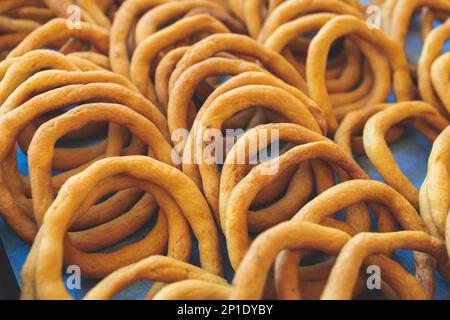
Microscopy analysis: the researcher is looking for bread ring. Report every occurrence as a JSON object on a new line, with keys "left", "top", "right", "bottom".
{"left": 134, "top": 0, "right": 225, "bottom": 45}
{"left": 363, "top": 101, "right": 449, "bottom": 209}
{"left": 130, "top": 15, "right": 229, "bottom": 101}
{"left": 232, "top": 220, "right": 428, "bottom": 300}
{"left": 84, "top": 256, "right": 227, "bottom": 300}
{"left": 322, "top": 231, "right": 450, "bottom": 299}
{"left": 110, "top": 0, "right": 169, "bottom": 78}
{"left": 307, "top": 15, "right": 414, "bottom": 134}
{"left": 193, "top": 85, "right": 322, "bottom": 217}
{"left": 8, "top": 18, "right": 109, "bottom": 58}
{"left": 258, "top": 0, "right": 363, "bottom": 43}
{"left": 170, "top": 33, "right": 308, "bottom": 93}
{"left": 422, "top": 126, "right": 450, "bottom": 238}
{"left": 224, "top": 141, "right": 370, "bottom": 269}
{"left": 275, "top": 180, "right": 434, "bottom": 300}
{"left": 431, "top": 52, "right": 450, "bottom": 115}
{"left": 418, "top": 20, "right": 450, "bottom": 117}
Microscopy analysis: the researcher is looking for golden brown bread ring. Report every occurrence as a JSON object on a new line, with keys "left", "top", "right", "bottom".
{"left": 0, "top": 0, "right": 45, "bottom": 15}
{"left": 418, "top": 20, "right": 450, "bottom": 117}
{"left": 31, "top": 155, "right": 222, "bottom": 288}
{"left": 130, "top": 14, "right": 229, "bottom": 101}
{"left": 3, "top": 77, "right": 166, "bottom": 171}
{"left": 67, "top": 52, "right": 110, "bottom": 70}
{"left": 322, "top": 231, "right": 450, "bottom": 299}
{"left": 134, "top": 0, "right": 226, "bottom": 45}
{"left": 4, "top": 104, "right": 172, "bottom": 257}
{"left": 184, "top": 6, "right": 246, "bottom": 34}
{"left": 363, "top": 101, "right": 449, "bottom": 209}
{"left": 258, "top": 0, "right": 363, "bottom": 43}
{"left": 275, "top": 180, "right": 435, "bottom": 300}
{"left": 77, "top": 0, "right": 112, "bottom": 29}
{"left": 167, "top": 57, "right": 266, "bottom": 136}
{"left": 422, "top": 126, "right": 450, "bottom": 238}
{"left": 231, "top": 220, "right": 428, "bottom": 300}
{"left": 335, "top": 104, "right": 406, "bottom": 156}
{"left": 0, "top": 15, "right": 41, "bottom": 34}
{"left": 84, "top": 256, "right": 227, "bottom": 300}
{"left": 170, "top": 33, "right": 308, "bottom": 94}
{"left": 0, "top": 82, "right": 167, "bottom": 243}
{"left": 155, "top": 46, "right": 189, "bottom": 110}
{"left": 389, "top": 0, "right": 450, "bottom": 49}
{"left": 193, "top": 85, "right": 322, "bottom": 218}
{"left": 264, "top": 12, "right": 391, "bottom": 114}
{"left": 28, "top": 103, "right": 174, "bottom": 225}
{"left": 430, "top": 52, "right": 450, "bottom": 115}
{"left": 243, "top": 0, "right": 284, "bottom": 38}
{"left": 219, "top": 124, "right": 325, "bottom": 231}
{"left": 5, "top": 7, "right": 55, "bottom": 24}
{"left": 8, "top": 18, "right": 109, "bottom": 58}
{"left": 182, "top": 71, "right": 328, "bottom": 190}
{"left": 223, "top": 141, "right": 370, "bottom": 269}
{"left": 307, "top": 15, "right": 414, "bottom": 134}
{"left": 0, "top": 49, "right": 79, "bottom": 106}
{"left": 153, "top": 279, "right": 232, "bottom": 300}
{"left": 110, "top": 0, "right": 168, "bottom": 78}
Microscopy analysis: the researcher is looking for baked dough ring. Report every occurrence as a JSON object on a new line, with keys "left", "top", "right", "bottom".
{"left": 422, "top": 126, "right": 450, "bottom": 238}
{"left": 275, "top": 180, "right": 436, "bottom": 300}
{"left": 110, "top": 0, "right": 169, "bottom": 78}
{"left": 85, "top": 256, "right": 227, "bottom": 300}
{"left": 8, "top": 18, "right": 109, "bottom": 58}
{"left": 0, "top": 83, "right": 167, "bottom": 243}
{"left": 26, "top": 155, "right": 222, "bottom": 298}
{"left": 431, "top": 52, "right": 450, "bottom": 115}
{"left": 193, "top": 85, "right": 322, "bottom": 217}
{"left": 167, "top": 57, "right": 266, "bottom": 136}
{"left": 258, "top": 0, "right": 363, "bottom": 43}
{"left": 418, "top": 20, "right": 450, "bottom": 117}
{"left": 389, "top": 0, "right": 450, "bottom": 49}
{"left": 363, "top": 101, "right": 449, "bottom": 209}
{"left": 130, "top": 14, "right": 229, "bottom": 101}
{"left": 232, "top": 220, "right": 428, "bottom": 300}
{"left": 134, "top": 0, "right": 226, "bottom": 45}
{"left": 322, "top": 231, "right": 450, "bottom": 299}
{"left": 170, "top": 33, "right": 308, "bottom": 93}
{"left": 224, "top": 141, "right": 371, "bottom": 269}
{"left": 307, "top": 15, "right": 414, "bottom": 134}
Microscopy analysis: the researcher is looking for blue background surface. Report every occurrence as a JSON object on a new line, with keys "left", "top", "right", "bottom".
{"left": 0, "top": 0, "right": 449, "bottom": 299}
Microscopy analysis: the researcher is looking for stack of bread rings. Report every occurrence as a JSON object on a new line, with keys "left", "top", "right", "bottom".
{"left": 0, "top": 0, "right": 448, "bottom": 300}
